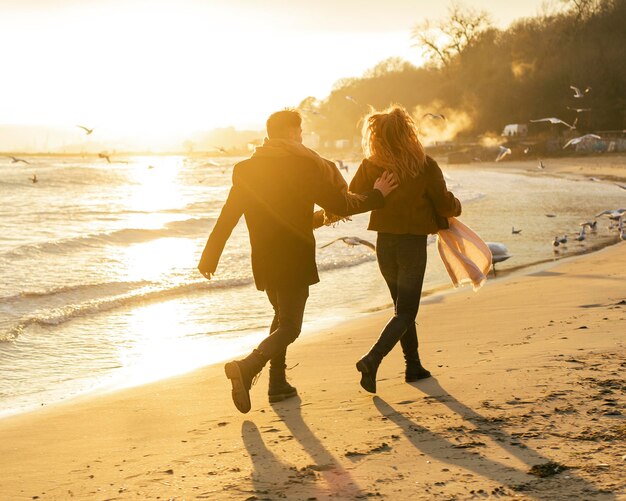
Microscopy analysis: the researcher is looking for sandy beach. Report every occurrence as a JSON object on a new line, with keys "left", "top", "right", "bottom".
{"left": 1, "top": 161, "right": 625, "bottom": 501}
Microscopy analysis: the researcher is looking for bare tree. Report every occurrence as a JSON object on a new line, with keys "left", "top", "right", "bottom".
{"left": 411, "top": 2, "right": 492, "bottom": 68}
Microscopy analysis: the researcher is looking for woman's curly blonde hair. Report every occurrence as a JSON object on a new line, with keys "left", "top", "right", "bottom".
{"left": 362, "top": 105, "right": 426, "bottom": 180}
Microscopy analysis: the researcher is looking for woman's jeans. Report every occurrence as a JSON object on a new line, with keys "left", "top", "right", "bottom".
{"left": 372, "top": 233, "right": 428, "bottom": 360}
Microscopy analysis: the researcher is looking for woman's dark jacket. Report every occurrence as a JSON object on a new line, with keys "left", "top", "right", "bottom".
{"left": 349, "top": 156, "right": 461, "bottom": 235}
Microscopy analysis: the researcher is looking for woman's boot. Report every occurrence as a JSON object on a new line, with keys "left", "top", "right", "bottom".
{"left": 357, "top": 316, "right": 407, "bottom": 393}
{"left": 224, "top": 349, "right": 268, "bottom": 414}
{"left": 356, "top": 351, "right": 383, "bottom": 393}
{"left": 400, "top": 326, "right": 431, "bottom": 382}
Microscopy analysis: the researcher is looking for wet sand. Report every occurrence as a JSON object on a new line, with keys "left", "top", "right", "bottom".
{"left": 0, "top": 159, "right": 624, "bottom": 500}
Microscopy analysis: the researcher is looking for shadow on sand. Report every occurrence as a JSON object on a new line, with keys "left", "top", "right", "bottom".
{"left": 241, "top": 396, "right": 366, "bottom": 499}
{"left": 372, "top": 377, "right": 614, "bottom": 500}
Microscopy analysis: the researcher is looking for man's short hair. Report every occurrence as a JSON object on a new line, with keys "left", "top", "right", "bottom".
{"left": 266, "top": 109, "right": 302, "bottom": 139}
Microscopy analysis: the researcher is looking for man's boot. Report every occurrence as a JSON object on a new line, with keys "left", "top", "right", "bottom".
{"left": 224, "top": 349, "right": 268, "bottom": 414}
{"left": 268, "top": 363, "right": 298, "bottom": 403}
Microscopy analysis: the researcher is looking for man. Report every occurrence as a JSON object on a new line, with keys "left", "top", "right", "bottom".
{"left": 198, "top": 109, "right": 397, "bottom": 414}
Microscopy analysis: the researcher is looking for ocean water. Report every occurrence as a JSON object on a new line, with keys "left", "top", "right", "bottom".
{"left": 0, "top": 155, "right": 624, "bottom": 417}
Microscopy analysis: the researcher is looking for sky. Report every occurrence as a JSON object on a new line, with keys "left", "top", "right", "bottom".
{"left": 0, "top": 0, "right": 551, "bottom": 148}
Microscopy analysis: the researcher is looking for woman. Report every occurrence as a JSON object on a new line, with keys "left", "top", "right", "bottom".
{"left": 349, "top": 106, "right": 461, "bottom": 393}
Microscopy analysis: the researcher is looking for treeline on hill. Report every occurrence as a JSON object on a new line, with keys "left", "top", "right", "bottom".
{"left": 299, "top": 0, "right": 626, "bottom": 145}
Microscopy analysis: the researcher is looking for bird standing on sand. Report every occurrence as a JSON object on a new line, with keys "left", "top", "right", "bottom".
{"left": 530, "top": 117, "right": 576, "bottom": 129}
{"left": 570, "top": 85, "right": 591, "bottom": 98}
{"left": 575, "top": 227, "right": 586, "bottom": 242}
{"left": 320, "top": 236, "right": 376, "bottom": 251}
{"left": 538, "top": 159, "right": 546, "bottom": 170}
{"left": 562, "top": 134, "right": 602, "bottom": 150}
{"left": 486, "top": 242, "right": 511, "bottom": 276}
{"left": 30, "top": 174, "right": 38, "bottom": 183}
{"left": 9, "top": 156, "right": 29, "bottom": 164}
{"left": 495, "top": 146, "right": 512, "bottom": 162}
{"left": 76, "top": 125, "right": 95, "bottom": 135}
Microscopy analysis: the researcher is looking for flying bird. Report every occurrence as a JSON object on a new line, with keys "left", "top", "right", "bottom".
{"left": 615, "top": 183, "right": 626, "bottom": 190}
{"left": 320, "top": 236, "right": 375, "bottom": 252}
{"left": 98, "top": 152, "right": 111, "bottom": 163}
{"left": 422, "top": 113, "right": 446, "bottom": 120}
{"left": 76, "top": 125, "right": 95, "bottom": 135}
{"left": 566, "top": 106, "right": 592, "bottom": 113}
{"left": 335, "top": 159, "right": 349, "bottom": 173}
{"left": 495, "top": 145, "right": 512, "bottom": 162}
{"left": 595, "top": 208, "right": 625, "bottom": 220}
{"left": 538, "top": 159, "right": 546, "bottom": 169}
{"left": 512, "top": 227, "right": 522, "bottom": 234}
{"left": 530, "top": 117, "right": 576, "bottom": 129}
{"left": 579, "top": 220, "right": 597, "bottom": 231}
{"left": 570, "top": 85, "right": 591, "bottom": 98}
{"left": 345, "top": 95, "right": 359, "bottom": 105}
{"left": 562, "top": 134, "right": 602, "bottom": 150}
{"left": 9, "top": 156, "right": 29, "bottom": 164}
{"left": 575, "top": 227, "right": 586, "bottom": 242}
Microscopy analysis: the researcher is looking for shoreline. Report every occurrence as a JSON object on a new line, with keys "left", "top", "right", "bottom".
{"left": 0, "top": 238, "right": 623, "bottom": 499}
{"left": 1, "top": 157, "right": 624, "bottom": 420}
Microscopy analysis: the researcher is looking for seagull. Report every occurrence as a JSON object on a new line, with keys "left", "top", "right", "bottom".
{"left": 616, "top": 183, "right": 626, "bottom": 190}
{"left": 486, "top": 242, "right": 511, "bottom": 276}
{"left": 495, "top": 145, "right": 512, "bottom": 162}
{"left": 579, "top": 220, "right": 597, "bottom": 231}
{"left": 570, "top": 85, "right": 591, "bottom": 98}
{"left": 562, "top": 134, "right": 602, "bottom": 150}
{"left": 9, "top": 155, "right": 29, "bottom": 164}
{"left": 566, "top": 106, "right": 592, "bottom": 113}
{"left": 30, "top": 174, "right": 38, "bottom": 183}
{"left": 320, "top": 236, "right": 375, "bottom": 252}
{"left": 422, "top": 113, "right": 446, "bottom": 120}
{"left": 552, "top": 236, "right": 561, "bottom": 248}
{"left": 595, "top": 208, "right": 626, "bottom": 220}
{"left": 76, "top": 125, "right": 94, "bottom": 135}
{"left": 345, "top": 95, "right": 359, "bottom": 105}
{"left": 512, "top": 227, "right": 522, "bottom": 234}
{"left": 98, "top": 152, "right": 111, "bottom": 163}
{"left": 530, "top": 117, "right": 576, "bottom": 129}
{"left": 335, "top": 160, "right": 349, "bottom": 173}
{"left": 538, "top": 159, "right": 546, "bottom": 170}
{"left": 545, "top": 213, "right": 557, "bottom": 218}
{"left": 558, "top": 235, "right": 568, "bottom": 245}
{"left": 575, "top": 227, "right": 586, "bottom": 242}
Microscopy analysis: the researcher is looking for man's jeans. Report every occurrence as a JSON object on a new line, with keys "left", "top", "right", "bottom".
{"left": 374, "top": 233, "right": 428, "bottom": 357}
{"left": 257, "top": 285, "right": 309, "bottom": 369}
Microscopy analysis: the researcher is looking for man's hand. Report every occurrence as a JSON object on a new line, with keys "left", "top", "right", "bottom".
{"left": 198, "top": 263, "right": 214, "bottom": 280}
{"left": 373, "top": 170, "right": 399, "bottom": 197}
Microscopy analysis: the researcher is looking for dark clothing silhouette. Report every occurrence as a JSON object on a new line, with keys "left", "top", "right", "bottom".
{"left": 200, "top": 155, "right": 383, "bottom": 291}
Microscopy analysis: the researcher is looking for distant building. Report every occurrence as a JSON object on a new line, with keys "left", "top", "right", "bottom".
{"left": 502, "top": 124, "right": 528, "bottom": 137}
{"left": 302, "top": 132, "right": 320, "bottom": 149}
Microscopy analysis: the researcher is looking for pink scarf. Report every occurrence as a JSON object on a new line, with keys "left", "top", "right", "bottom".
{"left": 437, "top": 217, "right": 492, "bottom": 291}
